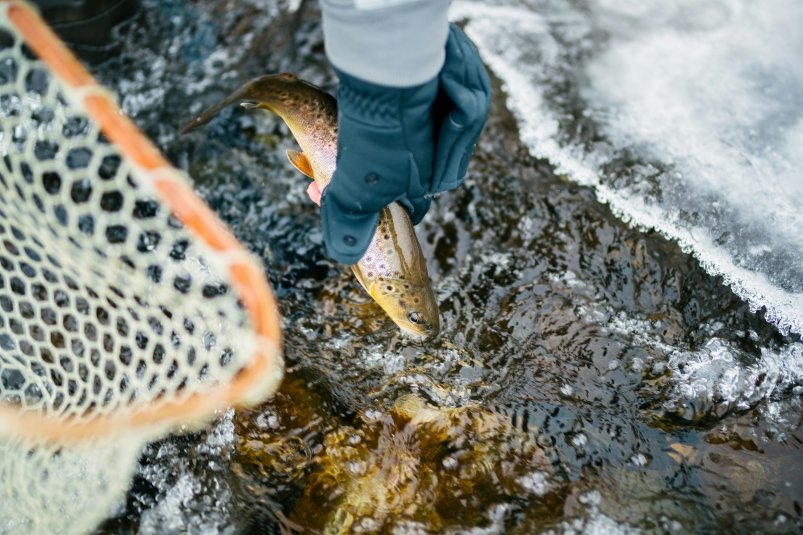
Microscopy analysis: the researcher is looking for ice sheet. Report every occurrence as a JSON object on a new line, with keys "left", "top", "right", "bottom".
{"left": 452, "top": 0, "right": 803, "bottom": 336}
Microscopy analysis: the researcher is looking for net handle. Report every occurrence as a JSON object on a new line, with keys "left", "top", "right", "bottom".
{"left": 0, "top": 0, "right": 284, "bottom": 441}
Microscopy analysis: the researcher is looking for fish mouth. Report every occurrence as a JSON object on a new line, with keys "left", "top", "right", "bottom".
{"left": 386, "top": 306, "right": 439, "bottom": 341}
{"left": 398, "top": 321, "right": 439, "bottom": 341}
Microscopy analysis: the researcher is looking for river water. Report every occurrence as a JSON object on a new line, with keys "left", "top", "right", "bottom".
{"left": 90, "top": 0, "right": 801, "bottom": 533}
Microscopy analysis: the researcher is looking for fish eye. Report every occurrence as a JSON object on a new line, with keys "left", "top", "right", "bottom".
{"left": 408, "top": 311, "right": 423, "bottom": 325}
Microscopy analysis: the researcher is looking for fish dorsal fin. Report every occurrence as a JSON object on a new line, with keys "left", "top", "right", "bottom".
{"left": 286, "top": 149, "right": 315, "bottom": 180}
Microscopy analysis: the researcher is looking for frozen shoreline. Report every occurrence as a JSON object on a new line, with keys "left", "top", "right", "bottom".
{"left": 453, "top": 0, "right": 803, "bottom": 337}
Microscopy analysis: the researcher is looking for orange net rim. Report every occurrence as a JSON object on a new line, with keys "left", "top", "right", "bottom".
{"left": 0, "top": 1, "right": 284, "bottom": 442}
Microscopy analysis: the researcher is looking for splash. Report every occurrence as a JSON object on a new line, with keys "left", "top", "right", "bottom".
{"left": 662, "top": 339, "right": 803, "bottom": 423}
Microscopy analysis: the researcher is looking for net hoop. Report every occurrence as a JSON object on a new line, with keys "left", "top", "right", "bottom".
{"left": 0, "top": 0, "right": 284, "bottom": 442}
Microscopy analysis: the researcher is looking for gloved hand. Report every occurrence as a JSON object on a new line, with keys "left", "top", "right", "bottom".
{"left": 321, "top": 23, "right": 491, "bottom": 264}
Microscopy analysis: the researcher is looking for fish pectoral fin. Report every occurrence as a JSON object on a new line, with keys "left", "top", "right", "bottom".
{"left": 286, "top": 149, "right": 315, "bottom": 180}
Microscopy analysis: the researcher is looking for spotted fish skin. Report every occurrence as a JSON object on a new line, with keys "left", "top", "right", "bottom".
{"left": 183, "top": 73, "right": 439, "bottom": 339}
{"left": 351, "top": 201, "right": 438, "bottom": 339}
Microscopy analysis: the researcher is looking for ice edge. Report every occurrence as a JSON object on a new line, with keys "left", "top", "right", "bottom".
{"left": 452, "top": 2, "right": 803, "bottom": 338}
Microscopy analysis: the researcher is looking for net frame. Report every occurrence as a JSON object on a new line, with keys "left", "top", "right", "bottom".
{"left": 0, "top": 0, "right": 283, "bottom": 442}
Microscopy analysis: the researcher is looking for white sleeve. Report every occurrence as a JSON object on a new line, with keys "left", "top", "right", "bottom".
{"left": 320, "top": 0, "right": 451, "bottom": 88}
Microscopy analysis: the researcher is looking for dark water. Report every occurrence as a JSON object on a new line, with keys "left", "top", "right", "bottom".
{"left": 92, "top": 1, "right": 801, "bottom": 533}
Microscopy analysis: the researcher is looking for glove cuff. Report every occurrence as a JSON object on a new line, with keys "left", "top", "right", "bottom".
{"left": 335, "top": 68, "right": 439, "bottom": 128}
{"left": 336, "top": 68, "right": 403, "bottom": 127}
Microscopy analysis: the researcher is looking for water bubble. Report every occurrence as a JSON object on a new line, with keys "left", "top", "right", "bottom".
{"left": 348, "top": 460, "right": 366, "bottom": 476}
{"left": 517, "top": 471, "right": 549, "bottom": 496}
{"left": 578, "top": 490, "right": 601, "bottom": 506}
{"left": 630, "top": 453, "right": 648, "bottom": 467}
{"left": 442, "top": 456, "right": 458, "bottom": 471}
{"left": 571, "top": 434, "right": 588, "bottom": 448}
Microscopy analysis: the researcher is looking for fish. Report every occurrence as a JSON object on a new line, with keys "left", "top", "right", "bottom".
{"left": 182, "top": 73, "right": 440, "bottom": 339}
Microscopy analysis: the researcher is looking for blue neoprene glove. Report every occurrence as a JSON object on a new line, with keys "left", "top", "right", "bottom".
{"left": 321, "top": 24, "right": 491, "bottom": 264}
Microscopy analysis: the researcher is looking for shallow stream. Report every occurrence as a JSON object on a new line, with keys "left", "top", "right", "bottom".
{"left": 90, "top": 1, "right": 801, "bottom": 532}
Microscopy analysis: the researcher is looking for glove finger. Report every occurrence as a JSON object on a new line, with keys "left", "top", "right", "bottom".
{"left": 443, "top": 24, "right": 487, "bottom": 90}
{"left": 442, "top": 26, "right": 490, "bottom": 121}
{"left": 443, "top": 24, "right": 467, "bottom": 72}
{"left": 321, "top": 187, "right": 381, "bottom": 265}
{"left": 456, "top": 27, "right": 490, "bottom": 94}
{"left": 431, "top": 75, "right": 490, "bottom": 193}
{"left": 432, "top": 23, "right": 491, "bottom": 193}
{"left": 407, "top": 195, "right": 431, "bottom": 225}
{"left": 441, "top": 75, "right": 488, "bottom": 127}
{"left": 431, "top": 117, "right": 485, "bottom": 193}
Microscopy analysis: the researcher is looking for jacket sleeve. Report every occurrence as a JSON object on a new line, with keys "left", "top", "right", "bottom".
{"left": 320, "top": 0, "right": 451, "bottom": 88}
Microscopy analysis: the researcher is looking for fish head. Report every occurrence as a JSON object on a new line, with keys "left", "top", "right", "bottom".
{"left": 368, "top": 277, "right": 440, "bottom": 340}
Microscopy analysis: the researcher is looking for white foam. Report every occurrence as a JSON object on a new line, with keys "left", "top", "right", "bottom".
{"left": 664, "top": 338, "right": 803, "bottom": 417}
{"left": 452, "top": 0, "right": 803, "bottom": 336}
{"left": 604, "top": 310, "right": 803, "bottom": 419}
{"left": 544, "top": 490, "right": 642, "bottom": 535}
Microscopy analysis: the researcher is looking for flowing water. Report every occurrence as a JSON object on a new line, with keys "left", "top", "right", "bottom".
{"left": 87, "top": 0, "right": 801, "bottom": 532}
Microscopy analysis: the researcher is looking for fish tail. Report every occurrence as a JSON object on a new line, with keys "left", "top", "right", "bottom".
{"left": 180, "top": 79, "right": 264, "bottom": 135}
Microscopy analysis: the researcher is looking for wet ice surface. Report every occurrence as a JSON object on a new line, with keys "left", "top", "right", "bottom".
{"left": 452, "top": 0, "right": 803, "bottom": 337}
{"left": 90, "top": 0, "right": 801, "bottom": 533}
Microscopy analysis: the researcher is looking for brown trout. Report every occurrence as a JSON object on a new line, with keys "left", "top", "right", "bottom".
{"left": 182, "top": 73, "right": 440, "bottom": 338}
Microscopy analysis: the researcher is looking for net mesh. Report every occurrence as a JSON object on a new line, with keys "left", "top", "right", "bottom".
{"left": 0, "top": 435, "right": 144, "bottom": 534}
{"left": 0, "top": 2, "right": 283, "bottom": 532}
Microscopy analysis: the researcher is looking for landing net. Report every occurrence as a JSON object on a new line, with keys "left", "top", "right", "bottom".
{"left": 0, "top": 2, "right": 283, "bottom": 532}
